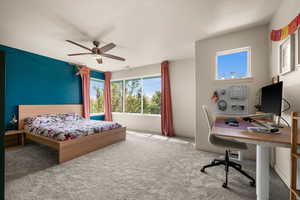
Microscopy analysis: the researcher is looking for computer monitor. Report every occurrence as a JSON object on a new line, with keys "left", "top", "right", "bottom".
{"left": 260, "top": 81, "right": 283, "bottom": 116}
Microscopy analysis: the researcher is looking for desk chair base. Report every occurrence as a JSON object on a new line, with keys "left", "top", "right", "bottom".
{"left": 200, "top": 150, "right": 256, "bottom": 188}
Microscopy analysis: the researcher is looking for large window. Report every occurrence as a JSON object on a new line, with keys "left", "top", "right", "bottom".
{"left": 125, "top": 79, "right": 142, "bottom": 113}
{"left": 111, "top": 81, "right": 123, "bottom": 112}
{"left": 90, "top": 78, "right": 104, "bottom": 115}
{"left": 143, "top": 77, "right": 161, "bottom": 114}
{"left": 111, "top": 76, "right": 161, "bottom": 115}
{"left": 216, "top": 47, "right": 251, "bottom": 80}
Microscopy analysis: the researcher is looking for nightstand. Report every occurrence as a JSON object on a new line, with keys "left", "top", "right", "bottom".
{"left": 5, "top": 130, "right": 25, "bottom": 147}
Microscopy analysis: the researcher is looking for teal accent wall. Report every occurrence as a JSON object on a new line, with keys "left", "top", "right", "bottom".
{"left": 91, "top": 70, "right": 105, "bottom": 80}
{"left": 0, "top": 50, "right": 6, "bottom": 200}
{"left": 0, "top": 44, "right": 104, "bottom": 130}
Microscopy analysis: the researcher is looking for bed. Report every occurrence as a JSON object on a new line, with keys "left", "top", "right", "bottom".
{"left": 19, "top": 105, "right": 126, "bottom": 163}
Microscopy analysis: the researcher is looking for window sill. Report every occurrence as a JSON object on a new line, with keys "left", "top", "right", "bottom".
{"left": 90, "top": 113, "right": 104, "bottom": 116}
{"left": 214, "top": 77, "right": 253, "bottom": 83}
{"left": 112, "top": 112, "right": 161, "bottom": 117}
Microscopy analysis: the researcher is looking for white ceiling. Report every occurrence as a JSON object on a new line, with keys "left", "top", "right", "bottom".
{"left": 0, "top": 0, "right": 282, "bottom": 71}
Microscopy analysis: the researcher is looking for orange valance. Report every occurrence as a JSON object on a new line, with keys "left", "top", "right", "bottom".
{"left": 270, "top": 13, "right": 300, "bottom": 41}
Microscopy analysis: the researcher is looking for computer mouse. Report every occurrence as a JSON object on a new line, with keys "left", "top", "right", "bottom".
{"left": 243, "top": 117, "right": 254, "bottom": 122}
{"left": 270, "top": 128, "right": 279, "bottom": 133}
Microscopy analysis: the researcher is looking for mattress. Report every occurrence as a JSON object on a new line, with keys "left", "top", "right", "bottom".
{"left": 24, "top": 113, "right": 122, "bottom": 141}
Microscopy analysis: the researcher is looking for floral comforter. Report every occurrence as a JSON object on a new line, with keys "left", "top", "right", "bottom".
{"left": 24, "top": 113, "right": 122, "bottom": 141}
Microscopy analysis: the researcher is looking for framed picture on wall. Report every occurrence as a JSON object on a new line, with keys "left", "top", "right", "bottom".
{"left": 295, "top": 27, "right": 300, "bottom": 67}
{"left": 279, "top": 36, "right": 295, "bottom": 75}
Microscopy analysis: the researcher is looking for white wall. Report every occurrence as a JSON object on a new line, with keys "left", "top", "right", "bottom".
{"left": 269, "top": 0, "right": 300, "bottom": 186}
{"left": 195, "top": 25, "right": 270, "bottom": 160}
{"left": 111, "top": 58, "right": 196, "bottom": 138}
{"left": 170, "top": 59, "right": 196, "bottom": 138}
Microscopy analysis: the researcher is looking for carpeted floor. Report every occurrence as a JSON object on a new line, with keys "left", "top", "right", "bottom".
{"left": 5, "top": 132, "right": 289, "bottom": 200}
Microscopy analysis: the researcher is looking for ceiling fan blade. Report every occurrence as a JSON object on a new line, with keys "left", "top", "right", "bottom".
{"left": 99, "top": 43, "right": 116, "bottom": 53}
{"left": 68, "top": 53, "right": 94, "bottom": 56}
{"left": 96, "top": 58, "right": 103, "bottom": 64}
{"left": 101, "top": 53, "right": 125, "bottom": 61}
{"left": 66, "top": 40, "right": 92, "bottom": 52}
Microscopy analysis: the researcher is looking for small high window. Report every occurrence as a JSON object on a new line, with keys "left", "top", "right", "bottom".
{"left": 216, "top": 47, "right": 251, "bottom": 80}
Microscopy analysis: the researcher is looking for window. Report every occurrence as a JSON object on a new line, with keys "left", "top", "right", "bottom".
{"left": 111, "top": 76, "right": 161, "bottom": 115}
{"left": 111, "top": 81, "right": 123, "bottom": 112}
{"left": 143, "top": 77, "right": 161, "bottom": 114}
{"left": 90, "top": 78, "right": 104, "bottom": 115}
{"left": 125, "top": 79, "right": 142, "bottom": 113}
{"left": 216, "top": 47, "right": 251, "bottom": 80}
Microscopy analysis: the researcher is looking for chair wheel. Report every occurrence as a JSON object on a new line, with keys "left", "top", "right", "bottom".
{"left": 250, "top": 181, "right": 256, "bottom": 187}
{"left": 222, "top": 183, "right": 227, "bottom": 188}
{"left": 200, "top": 168, "right": 205, "bottom": 173}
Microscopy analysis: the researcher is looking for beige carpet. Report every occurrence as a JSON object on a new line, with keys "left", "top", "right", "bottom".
{"left": 5, "top": 132, "right": 288, "bottom": 200}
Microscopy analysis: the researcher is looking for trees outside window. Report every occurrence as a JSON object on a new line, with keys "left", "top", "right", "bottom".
{"left": 143, "top": 77, "right": 161, "bottom": 114}
{"left": 90, "top": 79, "right": 104, "bottom": 114}
{"left": 125, "top": 79, "right": 142, "bottom": 113}
{"left": 111, "top": 76, "right": 161, "bottom": 115}
{"left": 111, "top": 81, "right": 123, "bottom": 112}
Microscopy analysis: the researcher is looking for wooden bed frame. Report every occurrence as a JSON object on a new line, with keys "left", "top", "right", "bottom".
{"left": 19, "top": 105, "right": 126, "bottom": 163}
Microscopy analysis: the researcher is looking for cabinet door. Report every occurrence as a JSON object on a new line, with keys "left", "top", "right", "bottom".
{"left": 0, "top": 50, "right": 5, "bottom": 199}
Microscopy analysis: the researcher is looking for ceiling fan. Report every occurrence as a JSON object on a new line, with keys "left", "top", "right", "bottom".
{"left": 66, "top": 40, "right": 125, "bottom": 64}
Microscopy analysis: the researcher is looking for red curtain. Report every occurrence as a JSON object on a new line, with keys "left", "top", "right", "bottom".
{"left": 161, "top": 61, "right": 175, "bottom": 136}
{"left": 80, "top": 67, "right": 90, "bottom": 119}
{"left": 104, "top": 72, "right": 113, "bottom": 121}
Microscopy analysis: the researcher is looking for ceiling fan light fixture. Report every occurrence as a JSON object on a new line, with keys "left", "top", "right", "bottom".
{"left": 93, "top": 54, "right": 102, "bottom": 58}
{"left": 66, "top": 40, "right": 125, "bottom": 63}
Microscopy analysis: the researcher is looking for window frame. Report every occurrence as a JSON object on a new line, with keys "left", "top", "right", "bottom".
{"left": 215, "top": 47, "right": 252, "bottom": 81}
{"left": 111, "top": 74, "right": 161, "bottom": 116}
{"left": 111, "top": 80, "right": 124, "bottom": 113}
{"left": 89, "top": 78, "right": 105, "bottom": 116}
{"left": 124, "top": 78, "right": 143, "bottom": 114}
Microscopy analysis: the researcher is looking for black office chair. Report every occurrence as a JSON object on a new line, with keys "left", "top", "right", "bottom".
{"left": 201, "top": 105, "right": 256, "bottom": 188}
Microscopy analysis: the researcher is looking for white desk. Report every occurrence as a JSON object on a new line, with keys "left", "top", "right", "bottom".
{"left": 212, "top": 117, "right": 295, "bottom": 200}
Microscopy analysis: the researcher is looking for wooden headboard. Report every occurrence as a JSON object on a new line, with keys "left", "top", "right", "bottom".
{"left": 18, "top": 105, "right": 83, "bottom": 129}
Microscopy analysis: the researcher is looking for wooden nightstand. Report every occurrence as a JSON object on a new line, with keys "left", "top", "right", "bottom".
{"left": 5, "top": 130, "right": 25, "bottom": 147}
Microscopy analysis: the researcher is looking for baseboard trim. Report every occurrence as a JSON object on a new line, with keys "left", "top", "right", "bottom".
{"left": 127, "top": 128, "right": 160, "bottom": 135}
{"left": 127, "top": 128, "right": 195, "bottom": 139}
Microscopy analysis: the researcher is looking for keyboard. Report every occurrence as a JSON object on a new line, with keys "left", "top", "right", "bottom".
{"left": 243, "top": 117, "right": 280, "bottom": 133}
